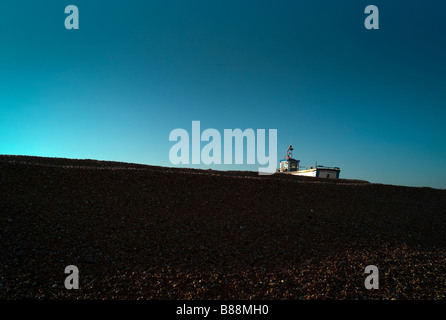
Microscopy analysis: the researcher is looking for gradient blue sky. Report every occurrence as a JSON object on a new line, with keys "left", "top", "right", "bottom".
{"left": 1, "top": 0, "right": 445, "bottom": 188}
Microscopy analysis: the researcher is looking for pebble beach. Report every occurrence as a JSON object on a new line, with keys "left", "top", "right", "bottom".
{"left": 1, "top": 155, "right": 445, "bottom": 300}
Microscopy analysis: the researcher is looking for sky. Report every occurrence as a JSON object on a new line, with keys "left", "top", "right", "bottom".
{"left": 0, "top": 0, "right": 445, "bottom": 189}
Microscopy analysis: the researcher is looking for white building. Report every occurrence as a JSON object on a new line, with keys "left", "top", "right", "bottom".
{"left": 278, "top": 145, "right": 341, "bottom": 179}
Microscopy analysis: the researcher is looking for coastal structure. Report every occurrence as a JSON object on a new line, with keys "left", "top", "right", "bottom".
{"left": 279, "top": 145, "right": 340, "bottom": 179}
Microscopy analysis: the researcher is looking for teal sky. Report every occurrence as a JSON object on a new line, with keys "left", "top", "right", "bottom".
{"left": 1, "top": 1, "right": 445, "bottom": 188}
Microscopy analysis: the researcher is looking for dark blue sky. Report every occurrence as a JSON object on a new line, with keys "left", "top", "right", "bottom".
{"left": 1, "top": 0, "right": 445, "bottom": 188}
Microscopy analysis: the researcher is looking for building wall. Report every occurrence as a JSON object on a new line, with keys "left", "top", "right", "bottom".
{"left": 280, "top": 159, "right": 300, "bottom": 172}
{"left": 291, "top": 169, "right": 340, "bottom": 178}
{"left": 317, "top": 169, "right": 340, "bottom": 179}
{"left": 291, "top": 169, "right": 317, "bottom": 177}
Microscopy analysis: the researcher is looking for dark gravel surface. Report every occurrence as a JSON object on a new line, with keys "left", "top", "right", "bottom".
{"left": 1, "top": 155, "right": 445, "bottom": 300}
